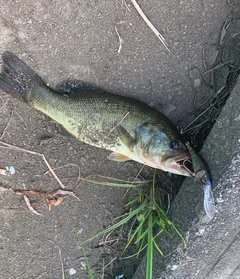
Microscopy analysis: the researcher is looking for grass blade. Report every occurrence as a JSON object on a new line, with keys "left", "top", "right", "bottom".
{"left": 121, "top": 241, "right": 148, "bottom": 260}
{"left": 82, "top": 178, "right": 149, "bottom": 188}
{"left": 136, "top": 236, "right": 147, "bottom": 258}
{"left": 86, "top": 175, "right": 152, "bottom": 184}
{"left": 124, "top": 210, "right": 150, "bottom": 251}
{"left": 86, "top": 204, "right": 145, "bottom": 241}
{"left": 153, "top": 238, "right": 164, "bottom": 256}
{"left": 146, "top": 211, "right": 153, "bottom": 279}
{"left": 134, "top": 213, "right": 158, "bottom": 244}
{"left": 125, "top": 193, "right": 143, "bottom": 207}
{"left": 75, "top": 234, "right": 93, "bottom": 279}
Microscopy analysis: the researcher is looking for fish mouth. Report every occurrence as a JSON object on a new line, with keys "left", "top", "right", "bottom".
{"left": 162, "top": 153, "right": 193, "bottom": 176}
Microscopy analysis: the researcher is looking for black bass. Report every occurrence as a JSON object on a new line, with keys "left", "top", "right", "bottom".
{"left": 0, "top": 51, "right": 191, "bottom": 176}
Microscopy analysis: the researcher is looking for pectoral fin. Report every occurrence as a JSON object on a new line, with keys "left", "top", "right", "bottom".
{"left": 108, "top": 152, "right": 131, "bottom": 162}
{"left": 116, "top": 125, "right": 135, "bottom": 150}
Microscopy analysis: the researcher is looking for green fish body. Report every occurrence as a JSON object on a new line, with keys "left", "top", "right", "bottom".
{"left": 0, "top": 51, "right": 191, "bottom": 176}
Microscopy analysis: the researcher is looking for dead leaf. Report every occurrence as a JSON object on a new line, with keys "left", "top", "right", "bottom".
{"left": 50, "top": 197, "right": 64, "bottom": 206}
{"left": 52, "top": 189, "right": 80, "bottom": 200}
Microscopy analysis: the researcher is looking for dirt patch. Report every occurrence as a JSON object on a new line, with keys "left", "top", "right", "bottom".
{"left": 0, "top": 1, "right": 233, "bottom": 278}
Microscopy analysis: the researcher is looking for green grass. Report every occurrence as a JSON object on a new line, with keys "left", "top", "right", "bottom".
{"left": 75, "top": 234, "right": 94, "bottom": 279}
{"left": 78, "top": 170, "right": 185, "bottom": 279}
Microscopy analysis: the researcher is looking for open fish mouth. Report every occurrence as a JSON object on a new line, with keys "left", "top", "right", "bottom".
{"left": 164, "top": 153, "right": 193, "bottom": 176}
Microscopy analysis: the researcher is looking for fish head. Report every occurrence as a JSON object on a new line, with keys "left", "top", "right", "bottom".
{"left": 134, "top": 123, "right": 191, "bottom": 176}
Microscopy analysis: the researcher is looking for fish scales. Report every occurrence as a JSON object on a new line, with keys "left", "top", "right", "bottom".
{"left": 28, "top": 85, "right": 178, "bottom": 152}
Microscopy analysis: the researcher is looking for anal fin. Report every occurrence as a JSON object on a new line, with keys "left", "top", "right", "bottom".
{"left": 48, "top": 121, "right": 75, "bottom": 139}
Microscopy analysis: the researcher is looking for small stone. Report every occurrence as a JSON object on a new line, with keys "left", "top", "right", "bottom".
{"left": 194, "top": 78, "right": 201, "bottom": 87}
{"left": 80, "top": 261, "right": 87, "bottom": 270}
{"left": 69, "top": 268, "right": 76, "bottom": 275}
{"left": 172, "top": 265, "right": 178, "bottom": 271}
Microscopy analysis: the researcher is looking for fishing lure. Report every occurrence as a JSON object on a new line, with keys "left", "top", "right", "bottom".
{"left": 185, "top": 142, "right": 215, "bottom": 219}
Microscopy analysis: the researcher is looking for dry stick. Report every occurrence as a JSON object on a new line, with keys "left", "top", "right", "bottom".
{"left": 182, "top": 86, "right": 231, "bottom": 134}
{"left": 49, "top": 241, "right": 65, "bottom": 278}
{"left": 0, "top": 97, "right": 9, "bottom": 111}
{"left": 115, "top": 25, "right": 123, "bottom": 54}
{"left": 0, "top": 14, "right": 18, "bottom": 32}
{"left": 42, "top": 163, "right": 81, "bottom": 189}
{"left": 130, "top": 0, "right": 170, "bottom": 52}
{"left": 203, "top": 60, "right": 233, "bottom": 74}
{"left": 103, "top": 256, "right": 117, "bottom": 269}
{"left": 14, "top": 109, "right": 28, "bottom": 128}
{"left": 0, "top": 110, "right": 13, "bottom": 140}
{"left": 181, "top": 106, "right": 211, "bottom": 133}
{"left": 182, "top": 118, "right": 209, "bottom": 134}
{"left": 98, "top": 238, "right": 122, "bottom": 246}
{"left": 123, "top": 164, "right": 146, "bottom": 198}
{"left": 220, "top": 13, "right": 232, "bottom": 45}
{"left": 108, "top": 112, "right": 129, "bottom": 136}
{"left": 23, "top": 194, "right": 43, "bottom": 216}
{"left": 133, "top": 164, "right": 145, "bottom": 183}
{"left": 116, "top": 0, "right": 130, "bottom": 12}
{"left": 166, "top": 193, "right": 171, "bottom": 215}
{"left": 202, "top": 44, "right": 208, "bottom": 70}
{"left": 41, "top": 154, "right": 65, "bottom": 189}
{"left": 0, "top": 141, "right": 66, "bottom": 189}
{"left": 101, "top": 258, "right": 105, "bottom": 279}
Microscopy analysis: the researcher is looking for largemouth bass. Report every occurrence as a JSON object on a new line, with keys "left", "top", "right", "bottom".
{"left": 0, "top": 51, "right": 191, "bottom": 176}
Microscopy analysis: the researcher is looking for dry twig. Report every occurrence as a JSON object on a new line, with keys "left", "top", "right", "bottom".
{"left": 130, "top": 0, "right": 170, "bottom": 51}
{"left": 23, "top": 194, "right": 43, "bottom": 216}
{"left": 203, "top": 60, "right": 233, "bottom": 74}
{"left": 0, "top": 110, "right": 13, "bottom": 140}
{"left": 0, "top": 14, "right": 18, "bottom": 32}
{"left": 108, "top": 112, "right": 129, "bottom": 136}
{"left": 0, "top": 141, "right": 66, "bottom": 189}
{"left": 115, "top": 25, "right": 124, "bottom": 54}
{"left": 115, "top": 0, "right": 130, "bottom": 11}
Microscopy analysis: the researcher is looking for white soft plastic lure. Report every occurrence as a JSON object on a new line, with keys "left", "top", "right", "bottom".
{"left": 203, "top": 183, "right": 215, "bottom": 219}
{"left": 186, "top": 143, "right": 215, "bottom": 219}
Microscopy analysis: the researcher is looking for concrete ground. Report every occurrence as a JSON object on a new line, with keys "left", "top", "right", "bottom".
{"left": 133, "top": 64, "right": 240, "bottom": 279}
{"left": 0, "top": 1, "right": 235, "bottom": 278}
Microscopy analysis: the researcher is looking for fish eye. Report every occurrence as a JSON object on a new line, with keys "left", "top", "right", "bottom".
{"left": 169, "top": 140, "right": 179, "bottom": 149}
{"left": 201, "top": 175, "right": 209, "bottom": 185}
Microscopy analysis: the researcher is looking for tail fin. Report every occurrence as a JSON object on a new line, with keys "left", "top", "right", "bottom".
{"left": 0, "top": 51, "right": 44, "bottom": 99}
